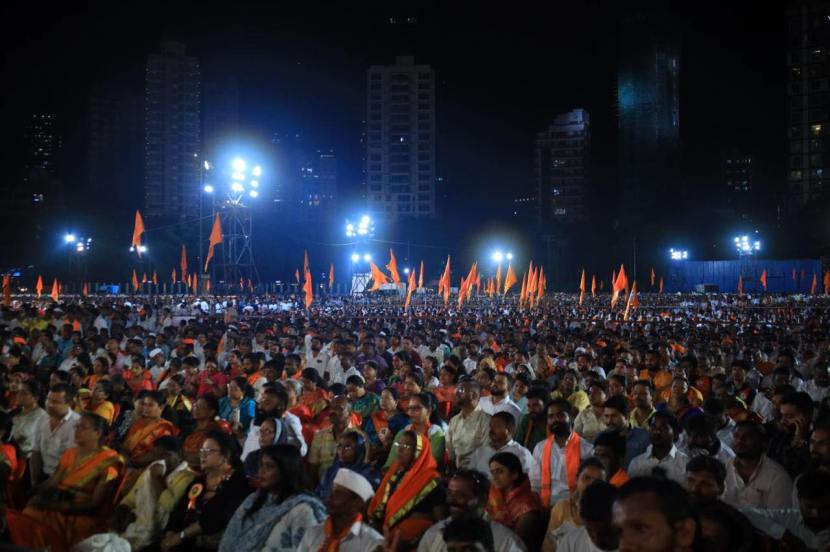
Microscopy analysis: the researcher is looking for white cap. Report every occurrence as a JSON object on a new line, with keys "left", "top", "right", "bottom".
{"left": 149, "top": 348, "right": 164, "bottom": 358}
{"left": 333, "top": 468, "right": 375, "bottom": 502}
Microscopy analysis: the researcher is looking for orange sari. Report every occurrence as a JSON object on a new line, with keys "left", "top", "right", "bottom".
{"left": 368, "top": 433, "right": 440, "bottom": 537}
{"left": 122, "top": 417, "right": 176, "bottom": 463}
{"left": 300, "top": 388, "right": 330, "bottom": 417}
{"left": 24, "top": 447, "right": 123, "bottom": 547}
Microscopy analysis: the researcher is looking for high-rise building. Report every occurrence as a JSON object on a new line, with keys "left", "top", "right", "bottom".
{"left": 21, "top": 113, "right": 62, "bottom": 207}
{"left": 618, "top": 11, "right": 680, "bottom": 221}
{"left": 365, "top": 56, "right": 436, "bottom": 221}
{"left": 202, "top": 78, "right": 239, "bottom": 156}
{"left": 723, "top": 150, "right": 753, "bottom": 194}
{"left": 87, "top": 83, "right": 142, "bottom": 205}
{"left": 297, "top": 150, "right": 337, "bottom": 225}
{"left": 787, "top": 0, "right": 830, "bottom": 208}
{"left": 535, "top": 109, "right": 591, "bottom": 225}
{"left": 144, "top": 41, "right": 201, "bottom": 220}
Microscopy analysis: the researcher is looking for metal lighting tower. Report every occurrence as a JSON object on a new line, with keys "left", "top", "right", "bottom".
{"left": 216, "top": 158, "right": 262, "bottom": 290}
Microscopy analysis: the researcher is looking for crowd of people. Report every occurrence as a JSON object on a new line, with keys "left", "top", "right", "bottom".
{"left": 0, "top": 290, "right": 829, "bottom": 552}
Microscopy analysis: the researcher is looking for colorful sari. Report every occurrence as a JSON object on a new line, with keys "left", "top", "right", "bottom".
{"left": 300, "top": 387, "right": 330, "bottom": 417}
{"left": 486, "top": 478, "right": 544, "bottom": 531}
{"left": 122, "top": 417, "right": 177, "bottom": 464}
{"left": 368, "top": 432, "right": 440, "bottom": 539}
{"left": 24, "top": 446, "right": 124, "bottom": 547}
{"left": 87, "top": 400, "right": 116, "bottom": 424}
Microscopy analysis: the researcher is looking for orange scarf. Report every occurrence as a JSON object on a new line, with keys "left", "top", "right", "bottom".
{"left": 609, "top": 468, "right": 629, "bottom": 487}
{"left": 540, "top": 432, "right": 582, "bottom": 505}
{"left": 317, "top": 514, "right": 361, "bottom": 552}
{"left": 368, "top": 433, "right": 439, "bottom": 530}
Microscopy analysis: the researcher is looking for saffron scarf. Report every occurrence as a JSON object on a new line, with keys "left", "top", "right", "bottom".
{"left": 540, "top": 432, "right": 582, "bottom": 505}
{"left": 317, "top": 514, "right": 362, "bottom": 552}
{"left": 367, "top": 433, "right": 439, "bottom": 530}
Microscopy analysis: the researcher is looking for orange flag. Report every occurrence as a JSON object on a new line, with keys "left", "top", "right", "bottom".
{"left": 329, "top": 263, "right": 334, "bottom": 290}
{"left": 180, "top": 245, "right": 188, "bottom": 277}
{"left": 651, "top": 267, "right": 656, "bottom": 287}
{"left": 824, "top": 271, "right": 830, "bottom": 294}
{"left": 495, "top": 263, "right": 502, "bottom": 294}
{"left": 386, "top": 249, "right": 402, "bottom": 285}
{"left": 405, "top": 267, "right": 417, "bottom": 310}
{"left": 623, "top": 281, "right": 639, "bottom": 321}
{"left": 526, "top": 261, "right": 536, "bottom": 295}
{"left": 611, "top": 264, "right": 628, "bottom": 308}
{"left": 811, "top": 273, "right": 818, "bottom": 295}
{"left": 418, "top": 260, "right": 424, "bottom": 289}
{"left": 248, "top": 279, "right": 253, "bottom": 291}
{"left": 131, "top": 210, "right": 145, "bottom": 257}
{"left": 369, "top": 262, "right": 390, "bottom": 291}
{"left": 172, "top": 268, "right": 177, "bottom": 284}
{"left": 142, "top": 272, "right": 148, "bottom": 284}
{"left": 304, "top": 250, "right": 310, "bottom": 275}
{"left": 458, "top": 262, "right": 478, "bottom": 306}
{"left": 51, "top": 278, "right": 59, "bottom": 302}
{"left": 503, "top": 263, "right": 518, "bottom": 295}
{"left": 737, "top": 275, "right": 743, "bottom": 296}
{"left": 659, "top": 276, "right": 664, "bottom": 294}
{"left": 519, "top": 272, "right": 528, "bottom": 305}
{"left": 579, "top": 269, "right": 586, "bottom": 306}
{"left": 132, "top": 270, "right": 139, "bottom": 291}
{"left": 193, "top": 273, "right": 198, "bottom": 294}
{"left": 591, "top": 274, "right": 596, "bottom": 297}
{"left": 536, "top": 266, "right": 546, "bottom": 304}
{"left": 2, "top": 274, "right": 11, "bottom": 306}
{"left": 438, "top": 256, "right": 451, "bottom": 295}
{"left": 303, "top": 269, "right": 313, "bottom": 309}
{"left": 204, "top": 213, "right": 223, "bottom": 272}
{"left": 760, "top": 269, "right": 768, "bottom": 291}
{"left": 206, "top": 279, "right": 211, "bottom": 293}
{"left": 295, "top": 269, "right": 300, "bottom": 284}
{"left": 240, "top": 277, "right": 244, "bottom": 289}
{"left": 82, "top": 282, "right": 88, "bottom": 298}
{"left": 152, "top": 271, "right": 158, "bottom": 285}
{"left": 36, "top": 275, "right": 43, "bottom": 298}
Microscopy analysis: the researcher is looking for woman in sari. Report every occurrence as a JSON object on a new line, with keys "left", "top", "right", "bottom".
{"left": 384, "top": 392, "right": 445, "bottom": 469}
{"left": 363, "top": 388, "right": 409, "bottom": 463}
{"left": 299, "top": 368, "right": 330, "bottom": 417}
{"left": 316, "top": 430, "right": 379, "bottom": 500}
{"left": 24, "top": 412, "right": 124, "bottom": 548}
{"left": 87, "top": 380, "right": 116, "bottom": 424}
{"left": 487, "top": 451, "right": 546, "bottom": 552}
{"left": 242, "top": 416, "right": 284, "bottom": 479}
{"left": 432, "top": 365, "right": 458, "bottom": 422}
{"left": 181, "top": 394, "right": 231, "bottom": 470}
{"left": 218, "top": 376, "right": 256, "bottom": 437}
{"left": 219, "top": 444, "right": 327, "bottom": 552}
{"left": 367, "top": 431, "right": 446, "bottom": 550}
{"left": 122, "top": 390, "right": 177, "bottom": 469}
{"left": 161, "top": 430, "right": 249, "bottom": 552}
{"left": 84, "top": 356, "right": 111, "bottom": 393}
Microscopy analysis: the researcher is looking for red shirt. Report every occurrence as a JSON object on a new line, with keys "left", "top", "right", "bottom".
{"left": 196, "top": 370, "right": 228, "bottom": 397}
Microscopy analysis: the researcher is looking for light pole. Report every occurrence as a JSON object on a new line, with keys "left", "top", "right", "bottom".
{"left": 216, "top": 157, "right": 263, "bottom": 291}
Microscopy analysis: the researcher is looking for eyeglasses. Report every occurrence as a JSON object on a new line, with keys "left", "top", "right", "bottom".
{"left": 394, "top": 442, "right": 414, "bottom": 450}
{"left": 199, "top": 448, "right": 220, "bottom": 455}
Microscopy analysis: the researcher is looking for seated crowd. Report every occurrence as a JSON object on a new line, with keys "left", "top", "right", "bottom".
{"left": 0, "top": 293, "right": 829, "bottom": 552}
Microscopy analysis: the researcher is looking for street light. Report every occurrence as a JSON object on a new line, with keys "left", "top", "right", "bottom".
{"left": 351, "top": 253, "right": 360, "bottom": 263}
{"left": 404, "top": 267, "right": 410, "bottom": 274}
{"left": 506, "top": 252, "right": 513, "bottom": 261}
{"left": 734, "top": 234, "right": 761, "bottom": 257}
{"left": 669, "top": 248, "right": 688, "bottom": 260}
{"left": 363, "top": 253, "right": 371, "bottom": 262}
{"left": 249, "top": 190, "right": 259, "bottom": 198}
{"left": 346, "top": 215, "right": 374, "bottom": 239}
{"left": 232, "top": 158, "right": 246, "bottom": 172}
{"left": 491, "top": 251, "right": 504, "bottom": 263}
{"left": 203, "top": 184, "right": 214, "bottom": 194}
{"left": 252, "top": 165, "right": 262, "bottom": 177}
{"left": 64, "top": 233, "right": 76, "bottom": 244}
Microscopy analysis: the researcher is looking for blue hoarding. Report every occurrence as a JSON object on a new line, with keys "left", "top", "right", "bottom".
{"left": 663, "top": 259, "right": 822, "bottom": 294}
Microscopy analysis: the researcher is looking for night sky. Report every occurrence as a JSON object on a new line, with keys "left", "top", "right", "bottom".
{"left": 0, "top": 2, "right": 789, "bottom": 278}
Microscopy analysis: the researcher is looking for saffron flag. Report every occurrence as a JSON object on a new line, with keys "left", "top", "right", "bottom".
{"left": 536, "top": 266, "right": 546, "bottom": 304}
{"left": 51, "top": 278, "right": 59, "bottom": 302}
{"left": 503, "top": 263, "right": 518, "bottom": 295}
{"left": 526, "top": 261, "right": 536, "bottom": 295}
{"left": 738, "top": 275, "right": 743, "bottom": 296}
{"left": 2, "top": 274, "right": 10, "bottom": 306}
{"left": 142, "top": 272, "right": 148, "bottom": 284}
{"left": 591, "top": 274, "right": 596, "bottom": 297}
{"left": 152, "top": 271, "right": 158, "bottom": 285}
{"left": 180, "top": 245, "right": 188, "bottom": 277}
{"left": 659, "top": 276, "right": 664, "bottom": 294}
{"left": 206, "top": 279, "right": 211, "bottom": 293}
{"left": 812, "top": 273, "right": 818, "bottom": 295}
{"left": 579, "top": 269, "right": 586, "bottom": 306}
{"left": 369, "top": 262, "right": 390, "bottom": 292}
{"left": 248, "top": 279, "right": 253, "bottom": 291}
{"left": 825, "top": 271, "right": 830, "bottom": 295}
{"left": 438, "top": 256, "right": 451, "bottom": 296}
{"left": 329, "top": 263, "right": 335, "bottom": 289}
{"left": 760, "top": 269, "right": 767, "bottom": 291}
{"left": 132, "top": 270, "right": 139, "bottom": 291}
{"left": 304, "top": 250, "right": 310, "bottom": 274}
{"left": 295, "top": 269, "right": 300, "bottom": 284}
{"left": 623, "top": 281, "right": 639, "bottom": 321}
{"left": 82, "top": 282, "right": 88, "bottom": 298}
{"left": 36, "top": 275, "right": 43, "bottom": 298}
{"left": 611, "top": 264, "right": 628, "bottom": 308}
{"left": 386, "top": 249, "right": 402, "bottom": 285}
{"left": 651, "top": 267, "right": 656, "bottom": 287}
{"left": 131, "top": 210, "right": 145, "bottom": 257}
{"left": 172, "top": 268, "right": 177, "bottom": 284}
{"left": 303, "top": 268, "right": 313, "bottom": 309}
{"left": 193, "top": 273, "right": 198, "bottom": 294}
{"left": 204, "top": 213, "right": 223, "bottom": 272}
{"left": 240, "top": 277, "right": 244, "bottom": 289}
{"left": 519, "top": 272, "right": 528, "bottom": 306}
{"left": 405, "top": 267, "right": 417, "bottom": 310}
{"left": 495, "top": 263, "right": 502, "bottom": 295}
{"left": 418, "top": 260, "right": 424, "bottom": 289}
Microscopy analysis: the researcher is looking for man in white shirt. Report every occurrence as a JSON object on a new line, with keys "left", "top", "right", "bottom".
{"left": 470, "top": 411, "right": 535, "bottom": 477}
{"left": 478, "top": 372, "right": 523, "bottom": 426}
{"left": 628, "top": 410, "right": 688, "bottom": 485}
{"left": 418, "top": 470, "right": 526, "bottom": 552}
{"left": 803, "top": 363, "right": 829, "bottom": 403}
{"left": 305, "top": 335, "right": 330, "bottom": 378}
{"left": 30, "top": 383, "right": 80, "bottom": 482}
{"left": 296, "top": 469, "right": 382, "bottom": 552}
{"left": 446, "top": 380, "right": 491, "bottom": 470}
{"left": 723, "top": 421, "right": 793, "bottom": 509}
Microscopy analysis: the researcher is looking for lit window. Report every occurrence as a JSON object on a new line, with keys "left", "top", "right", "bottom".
{"left": 812, "top": 124, "right": 823, "bottom": 136}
